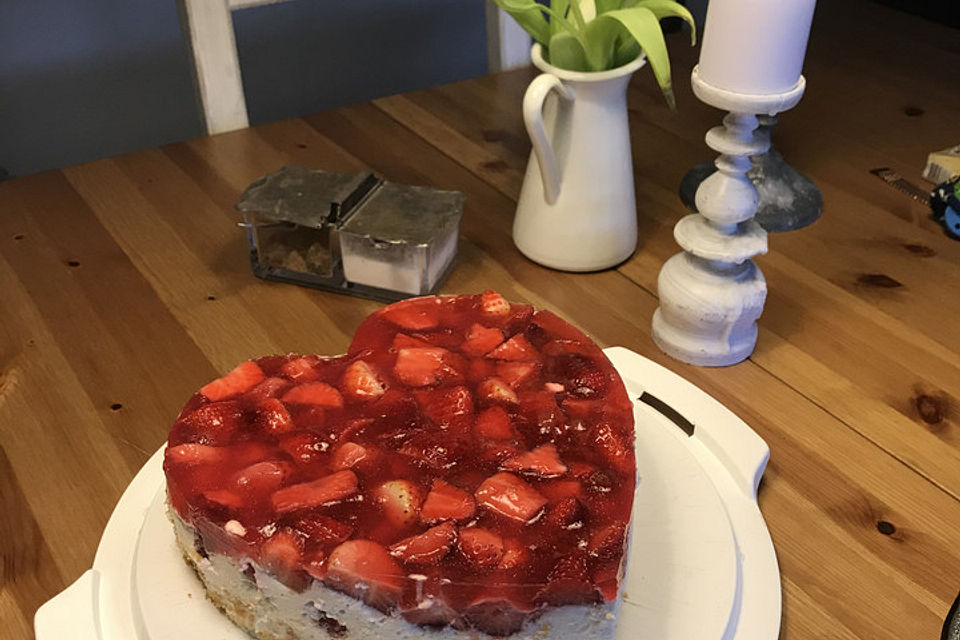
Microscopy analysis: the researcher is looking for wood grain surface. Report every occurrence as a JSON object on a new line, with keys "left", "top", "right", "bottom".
{"left": 3, "top": 1, "right": 959, "bottom": 637}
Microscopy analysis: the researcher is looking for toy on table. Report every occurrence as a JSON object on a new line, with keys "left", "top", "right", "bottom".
{"left": 869, "top": 168, "right": 960, "bottom": 240}
{"left": 931, "top": 175, "right": 960, "bottom": 239}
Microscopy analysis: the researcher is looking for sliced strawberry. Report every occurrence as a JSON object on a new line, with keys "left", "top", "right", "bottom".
{"left": 544, "top": 496, "right": 583, "bottom": 530}
{"left": 502, "top": 444, "right": 567, "bottom": 478}
{"left": 336, "top": 417, "right": 374, "bottom": 442}
{"left": 381, "top": 297, "right": 442, "bottom": 330}
{"left": 460, "top": 323, "right": 504, "bottom": 356}
{"left": 282, "top": 381, "right": 344, "bottom": 408}
{"left": 164, "top": 443, "right": 224, "bottom": 466}
{"left": 393, "top": 347, "right": 460, "bottom": 387}
{"left": 496, "top": 361, "right": 541, "bottom": 388}
{"left": 392, "top": 333, "right": 433, "bottom": 349}
{"left": 325, "top": 540, "right": 406, "bottom": 612}
{"left": 536, "top": 552, "right": 599, "bottom": 606}
{"left": 497, "top": 537, "right": 531, "bottom": 570}
{"left": 389, "top": 521, "right": 457, "bottom": 566}
{"left": 280, "top": 355, "right": 322, "bottom": 382}
{"left": 330, "top": 441, "right": 375, "bottom": 471}
{"left": 363, "top": 388, "right": 421, "bottom": 439}
{"left": 371, "top": 479, "right": 424, "bottom": 527}
{"left": 478, "top": 441, "right": 523, "bottom": 466}
{"left": 303, "top": 549, "right": 328, "bottom": 581}
{"left": 200, "top": 361, "right": 265, "bottom": 401}
{"left": 530, "top": 309, "right": 593, "bottom": 342}
{"left": 592, "top": 422, "right": 633, "bottom": 472}
{"left": 254, "top": 398, "right": 294, "bottom": 435}
{"left": 501, "top": 301, "right": 534, "bottom": 334}
{"left": 271, "top": 470, "right": 358, "bottom": 513}
{"left": 588, "top": 522, "right": 627, "bottom": 559}
{"left": 466, "top": 357, "right": 496, "bottom": 383}
{"left": 178, "top": 401, "right": 242, "bottom": 445}
{"left": 420, "top": 479, "right": 476, "bottom": 524}
{"left": 415, "top": 385, "right": 474, "bottom": 432}
{"left": 486, "top": 334, "right": 538, "bottom": 361}
{"left": 560, "top": 396, "right": 600, "bottom": 419}
{"left": 593, "top": 561, "right": 622, "bottom": 602}
{"left": 541, "top": 338, "right": 597, "bottom": 357}
{"left": 474, "top": 406, "right": 520, "bottom": 441}
{"left": 232, "top": 460, "right": 291, "bottom": 497}
{"left": 289, "top": 404, "right": 326, "bottom": 429}
{"left": 225, "top": 441, "right": 275, "bottom": 468}
{"left": 442, "top": 350, "right": 469, "bottom": 378}
{"left": 582, "top": 468, "right": 616, "bottom": 494}
{"left": 516, "top": 390, "right": 565, "bottom": 439}
{"left": 201, "top": 488, "right": 244, "bottom": 509}
{"left": 477, "top": 377, "right": 519, "bottom": 405}
{"left": 260, "top": 528, "right": 306, "bottom": 590}
{"left": 245, "top": 376, "right": 291, "bottom": 403}
{"left": 538, "top": 479, "right": 583, "bottom": 501}
{"left": 293, "top": 514, "right": 353, "bottom": 549}
{"left": 457, "top": 527, "right": 504, "bottom": 570}
{"left": 479, "top": 290, "right": 511, "bottom": 317}
{"left": 278, "top": 431, "right": 329, "bottom": 465}
{"left": 549, "top": 353, "right": 607, "bottom": 398}
{"left": 412, "top": 329, "right": 463, "bottom": 350}
{"left": 568, "top": 461, "right": 597, "bottom": 479}
{"left": 474, "top": 472, "right": 548, "bottom": 522}
{"left": 341, "top": 360, "right": 387, "bottom": 402}
{"left": 398, "top": 430, "right": 466, "bottom": 470}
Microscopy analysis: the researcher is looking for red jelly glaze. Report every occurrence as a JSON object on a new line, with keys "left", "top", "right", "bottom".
{"left": 164, "top": 292, "right": 636, "bottom": 632}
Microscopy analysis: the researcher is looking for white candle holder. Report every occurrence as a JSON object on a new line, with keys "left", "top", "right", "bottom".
{"left": 652, "top": 66, "right": 805, "bottom": 366}
{"left": 677, "top": 114, "right": 823, "bottom": 232}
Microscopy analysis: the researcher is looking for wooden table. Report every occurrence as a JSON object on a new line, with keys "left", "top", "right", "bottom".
{"left": 3, "top": 1, "right": 959, "bottom": 637}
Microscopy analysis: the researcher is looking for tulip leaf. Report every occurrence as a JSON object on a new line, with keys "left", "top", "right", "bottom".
{"left": 595, "top": 7, "right": 676, "bottom": 107}
{"left": 594, "top": 0, "right": 623, "bottom": 13}
{"left": 623, "top": 0, "right": 696, "bottom": 44}
{"left": 551, "top": 0, "right": 571, "bottom": 39}
{"left": 547, "top": 30, "right": 591, "bottom": 71}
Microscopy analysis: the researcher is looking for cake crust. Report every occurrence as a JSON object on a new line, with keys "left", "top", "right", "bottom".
{"left": 171, "top": 507, "right": 622, "bottom": 640}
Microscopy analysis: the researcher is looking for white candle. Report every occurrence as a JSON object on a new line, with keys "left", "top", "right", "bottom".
{"left": 697, "top": 0, "right": 816, "bottom": 95}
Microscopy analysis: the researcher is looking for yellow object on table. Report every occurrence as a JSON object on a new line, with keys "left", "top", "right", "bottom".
{"left": 924, "top": 144, "right": 960, "bottom": 183}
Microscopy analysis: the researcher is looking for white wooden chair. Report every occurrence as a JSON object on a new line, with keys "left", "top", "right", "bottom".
{"left": 178, "top": 0, "right": 531, "bottom": 135}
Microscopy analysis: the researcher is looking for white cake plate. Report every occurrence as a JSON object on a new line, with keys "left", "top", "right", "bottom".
{"left": 35, "top": 346, "right": 780, "bottom": 640}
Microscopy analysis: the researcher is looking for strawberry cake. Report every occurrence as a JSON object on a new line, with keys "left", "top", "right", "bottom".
{"left": 164, "top": 291, "right": 637, "bottom": 640}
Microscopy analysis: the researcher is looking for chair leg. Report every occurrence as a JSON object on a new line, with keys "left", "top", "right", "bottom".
{"left": 177, "top": 0, "right": 250, "bottom": 134}
{"left": 484, "top": 5, "right": 532, "bottom": 73}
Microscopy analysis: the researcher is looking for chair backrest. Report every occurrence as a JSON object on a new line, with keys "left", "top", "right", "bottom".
{"left": 178, "top": 0, "right": 530, "bottom": 135}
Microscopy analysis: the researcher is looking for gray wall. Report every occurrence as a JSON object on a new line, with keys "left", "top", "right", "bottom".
{"left": 0, "top": 0, "right": 488, "bottom": 178}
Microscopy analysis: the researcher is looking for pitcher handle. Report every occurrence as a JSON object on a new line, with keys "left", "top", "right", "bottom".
{"left": 523, "top": 73, "right": 575, "bottom": 205}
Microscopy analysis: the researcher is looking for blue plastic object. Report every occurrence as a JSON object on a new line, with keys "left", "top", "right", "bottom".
{"left": 932, "top": 176, "right": 960, "bottom": 239}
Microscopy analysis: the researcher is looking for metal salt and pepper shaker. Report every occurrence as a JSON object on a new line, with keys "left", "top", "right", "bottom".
{"left": 236, "top": 165, "right": 463, "bottom": 302}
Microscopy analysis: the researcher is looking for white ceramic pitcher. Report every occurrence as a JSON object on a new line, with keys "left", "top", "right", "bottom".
{"left": 514, "top": 45, "right": 646, "bottom": 272}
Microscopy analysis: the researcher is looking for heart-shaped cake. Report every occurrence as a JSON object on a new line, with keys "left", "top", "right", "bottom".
{"left": 164, "top": 291, "right": 636, "bottom": 640}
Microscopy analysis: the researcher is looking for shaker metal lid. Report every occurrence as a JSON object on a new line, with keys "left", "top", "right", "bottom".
{"left": 338, "top": 182, "right": 464, "bottom": 246}
{"left": 236, "top": 165, "right": 373, "bottom": 228}
{"left": 944, "top": 590, "right": 960, "bottom": 640}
